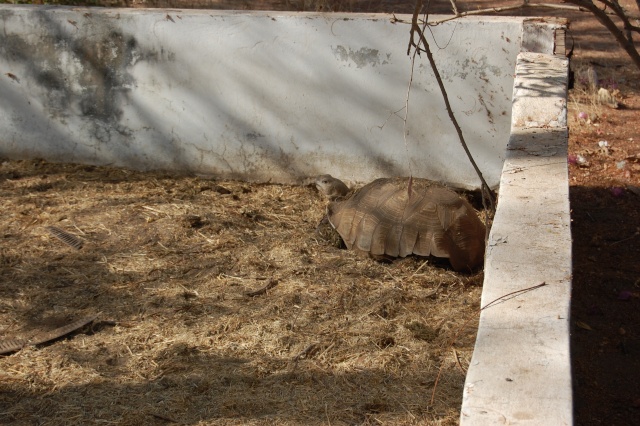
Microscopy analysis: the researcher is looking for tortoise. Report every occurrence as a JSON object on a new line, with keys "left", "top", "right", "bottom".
{"left": 315, "top": 175, "right": 486, "bottom": 272}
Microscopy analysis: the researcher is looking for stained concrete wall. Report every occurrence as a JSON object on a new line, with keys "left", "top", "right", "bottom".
{"left": 0, "top": 6, "right": 530, "bottom": 189}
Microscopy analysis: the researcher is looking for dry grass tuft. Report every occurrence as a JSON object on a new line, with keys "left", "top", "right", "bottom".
{"left": 0, "top": 159, "right": 482, "bottom": 425}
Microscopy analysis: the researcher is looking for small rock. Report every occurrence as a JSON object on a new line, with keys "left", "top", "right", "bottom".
{"left": 598, "top": 140, "right": 610, "bottom": 156}
{"left": 576, "top": 154, "right": 590, "bottom": 167}
{"left": 597, "top": 87, "right": 619, "bottom": 108}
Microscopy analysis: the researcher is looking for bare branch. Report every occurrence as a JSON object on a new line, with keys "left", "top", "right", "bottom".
{"left": 565, "top": 0, "right": 640, "bottom": 69}
{"left": 402, "top": 35, "right": 421, "bottom": 179}
{"left": 396, "top": 3, "right": 590, "bottom": 26}
{"left": 407, "top": 0, "right": 424, "bottom": 55}
{"left": 394, "top": 2, "right": 639, "bottom": 26}
{"left": 598, "top": 0, "right": 640, "bottom": 34}
{"left": 397, "top": 0, "right": 640, "bottom": 71}
{"left": 449, "top": 0, "right": 460, "bottom": 16}
{"left": 408, "top": 0, "right": 496, "bottom": 209}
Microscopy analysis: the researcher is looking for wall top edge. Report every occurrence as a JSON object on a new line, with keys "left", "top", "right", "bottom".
{"left": 0, "top": 4, "right": 541, "bottom": 24}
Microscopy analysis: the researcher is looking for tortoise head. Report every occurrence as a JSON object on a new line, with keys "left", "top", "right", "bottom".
{"left": 315, "top": 174, "right": 349, "bottom": 201}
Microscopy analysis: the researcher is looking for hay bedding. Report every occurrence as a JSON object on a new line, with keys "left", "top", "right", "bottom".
{"left": 0, "top": 159, "right": 482, "bottom": 425}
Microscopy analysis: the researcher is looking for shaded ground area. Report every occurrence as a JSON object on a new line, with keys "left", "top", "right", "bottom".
{"left": 567, "top": 73, "right": 640, "bottom": 425}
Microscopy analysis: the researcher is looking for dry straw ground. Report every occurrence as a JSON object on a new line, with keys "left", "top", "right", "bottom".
{"left": 0, "top": 160, "right": 483, "bottom": 425}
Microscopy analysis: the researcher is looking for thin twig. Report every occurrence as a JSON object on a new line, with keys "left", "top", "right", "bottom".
{"left": 325, "top": 403, "right": 332, "bottom": 426}
{"left": 292, "top": 343, "right": 319, "bottom": 361}
{"left": 565, "top": 0, "right": 640, "bottom": 69}
{"left": 448, "top": 0, "right": 459, "bottom": 16}
{"left": 430, "top": 282, "right": 547, "bottom": 404}
{"left": 244, "top": 279, "right": 279, "bottom": 297}
{"left": 394, "top": 2, "right": 636, "bottom": 27}
{"left": 141, "top": 205, "right": 168, "bottom": 215}
{"left": 402, "top": 44, "right": 420, "bottom": 179}
{"left": 408, "top": 0, "right": 496, "bottom": 211}
{"left": 452, "top": 347, "right": 466, "bottom": 374}
{"left": 609, "top": 231, "right": 640, "bottom": 246}
{"left": 148, "top": 412, "right": 186, "bottom": 425}
{"left": 480, "top": 282, "right": 547, "bottom": 310}
{"left": 408, "top": 259, "right": 430, "bottom": 280}
{"left": 399, "top": 0, "right": 640, "bottom": 70}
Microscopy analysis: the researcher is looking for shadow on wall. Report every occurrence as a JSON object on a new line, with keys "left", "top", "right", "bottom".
{"left": 0, "top": 7, "right": 516, "bottom": 187}
{"left": 1, "top": 8, "right": 143, "bottom": 163}
{"left": 0, "top": 8, "right": 405, "bottom": 178}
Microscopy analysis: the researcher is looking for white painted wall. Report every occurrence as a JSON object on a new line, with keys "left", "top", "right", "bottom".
{"left": 0, "top": 6, "right": 528, "bottom": 188}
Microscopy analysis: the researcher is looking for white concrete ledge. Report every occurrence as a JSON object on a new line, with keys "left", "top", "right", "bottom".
{"left": 460, "top": 52, "right": 572, "bottom": 425}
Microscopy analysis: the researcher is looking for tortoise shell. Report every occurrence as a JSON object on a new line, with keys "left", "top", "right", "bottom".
{"left": 325, "top": 177, "right": 486, "bottom": 271}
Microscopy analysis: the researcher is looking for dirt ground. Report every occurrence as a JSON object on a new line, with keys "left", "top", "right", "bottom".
{"left": 1, "top": 0, "right": 640, "bottom": 425}
{"left": 0, "top": 160, "right": 484, "bottom": 425}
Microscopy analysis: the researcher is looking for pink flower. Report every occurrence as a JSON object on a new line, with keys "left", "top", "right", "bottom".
{"left": 618, "top": 290, "right": 632, "bottom": 300}
{"left": 610, "top": 187, "right": 625, "bottom": 197}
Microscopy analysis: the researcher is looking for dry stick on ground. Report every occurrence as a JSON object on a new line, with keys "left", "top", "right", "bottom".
{"left": 244, "top": 279, "right": 279, "bottom": 297}
{"left": 0, "top": 314, "right": 99, "bottom": 355}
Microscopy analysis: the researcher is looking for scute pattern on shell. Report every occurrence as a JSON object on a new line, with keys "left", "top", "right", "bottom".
{"left": 326, "top": 177, "right": 486, "bottom": 271}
